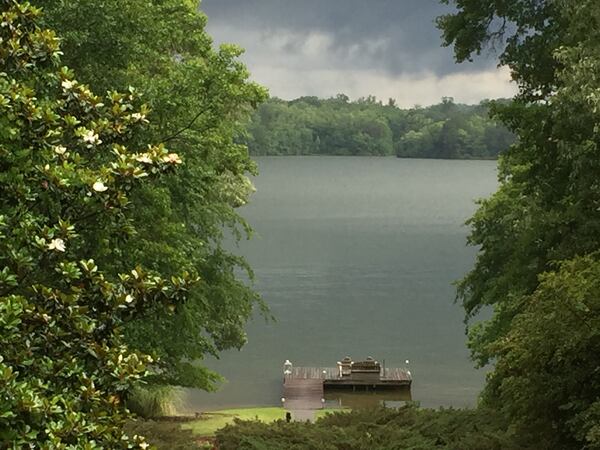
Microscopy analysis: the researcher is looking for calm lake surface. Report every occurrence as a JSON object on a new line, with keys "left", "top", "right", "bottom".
{"left": 184, "top": 156, "right": 498, "bottom": 411}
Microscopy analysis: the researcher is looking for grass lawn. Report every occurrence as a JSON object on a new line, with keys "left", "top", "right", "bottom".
{"left": 183, "top": 407, "right": 345, "bottom": 437}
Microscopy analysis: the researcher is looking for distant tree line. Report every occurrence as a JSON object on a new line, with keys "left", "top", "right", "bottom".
{"left": 244, "top": 95, "right": 516, "bottom": 159}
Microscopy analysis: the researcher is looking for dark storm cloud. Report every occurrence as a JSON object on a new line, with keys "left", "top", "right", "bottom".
{"left": 201, "top": 0, "right": 495, "bottom": 77}
{"left": 199, "top": 0, "right": 514, "bottom": 105}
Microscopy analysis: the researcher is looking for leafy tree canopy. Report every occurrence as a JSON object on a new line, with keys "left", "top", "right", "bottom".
{"left": 32, "top": 0, "right": 269, "bottom": 390}
{"left": 245, "top": 96, "right": 515, "bottom": 159}
{"left": 485, "top": 255, "right": 600, "bottom": 448}
{"left": 0, "top": 2, "right": 196, "bottom": 446}
{"left": 441, "top": 0, "right": 600, "bottom": 447}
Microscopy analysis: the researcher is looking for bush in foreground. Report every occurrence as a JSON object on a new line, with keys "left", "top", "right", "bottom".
{"left": 215, "top": 406, "right": 527, "bottom": 450}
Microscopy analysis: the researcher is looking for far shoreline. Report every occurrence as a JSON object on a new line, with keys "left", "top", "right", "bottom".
{"left": 250, "top": 154, "right": 499, "bottom": 161}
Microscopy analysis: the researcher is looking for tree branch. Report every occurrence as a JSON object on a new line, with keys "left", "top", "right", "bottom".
{"left": 160, "top": 109, "right": 208, "bottom": 144}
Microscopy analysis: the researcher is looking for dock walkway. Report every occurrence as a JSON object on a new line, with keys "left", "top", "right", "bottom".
{"left": 282, "top": 366, "right": 411, "bottom": 411}
{"left": 282, "top": 377, "right": 324, "bottom": 410}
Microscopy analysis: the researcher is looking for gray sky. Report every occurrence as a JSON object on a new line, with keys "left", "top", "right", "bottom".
{"left": 201, "top": 0, "right": 515, "bottom": 107}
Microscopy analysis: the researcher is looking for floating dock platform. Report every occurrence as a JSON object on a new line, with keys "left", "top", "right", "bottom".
{"left": 285, "top": 366, "right": 412, "bottom": 389}
{"left": 282, "top": 357, "right": 412, "bottom": 410}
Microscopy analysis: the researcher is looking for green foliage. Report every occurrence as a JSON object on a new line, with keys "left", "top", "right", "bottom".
{"left": 437, "top": 0, "right": 563, "bottom": 100}
{"left": 245, "top": 96, "right": 515, "bottom": 158}
{"left": 441, "top": 0, "right": 600, "bottom": 447}
{"left": 484, "top": 255, "right": 600, "bottom": 449}
{"left": 183, "top": 407, "right": 342, "bottom": 437}
{"left": 34, "top": 0, "right": 269, "bottom": 390}
{"left": 124, "top": 419, "right": 202, "bottom": 450}
{"left": 215, "top": 406, "right": 522, "bottom": 450}
{"left": 0, "top": 2, "right": 198, "bottom": 447}
{"left": 127, "top": 385, "right": 182, "bottom": 419}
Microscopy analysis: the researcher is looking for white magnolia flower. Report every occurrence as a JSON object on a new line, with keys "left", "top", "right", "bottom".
{"left": 82, "top": 129, "right": 102, "bottom": 146}
{"left": 139, "top": 443, "right": 150, "bottom": 450}
{"left": 125, "top": 294, "right": 134, "bottom": 304}
{"left": 135, "top": 153, "right": 152, "bottom": 164}
{"left": 54, "top": 145, "right": 67, "bottom": 155}
{"left": 48, "top": 238, "right": 66, "bottom": 252}
{"left": 131, "top": 112, "right": 145, "bottom": 121}
{"left": 162, "top": 153, "right": 182, "bottom": 164}
{"left": 61, "top": 79, "right": 75, "bottom": 90}
{"left": 92, "top": 181, "right": 108, "bottom": 192}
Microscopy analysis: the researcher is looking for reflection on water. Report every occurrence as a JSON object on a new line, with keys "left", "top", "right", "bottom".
{"left": 324, "top": 389, "right": 412, "bottom": 410}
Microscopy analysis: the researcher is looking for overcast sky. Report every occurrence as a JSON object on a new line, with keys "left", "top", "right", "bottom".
{"left": 200, "top": 0, "right": 515, "bottom": 107}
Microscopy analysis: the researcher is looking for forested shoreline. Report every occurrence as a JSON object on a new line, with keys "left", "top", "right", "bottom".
{"left": 244, "top": 96, "right": 516, "bottom": 159}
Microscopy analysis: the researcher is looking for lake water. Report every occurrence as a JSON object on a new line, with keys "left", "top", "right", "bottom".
{"left": 183, "top": 156, "right": 498, "bottom": 411}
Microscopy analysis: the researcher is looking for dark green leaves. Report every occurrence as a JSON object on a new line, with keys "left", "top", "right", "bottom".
{"left": 0, "top": 2, "right": 199, "bottom": 447}
{"left": 441, "top": 1, "right": 600, "bottom": 447}
{"left": 34, "top": 0, "right": 269, "bottom": 390}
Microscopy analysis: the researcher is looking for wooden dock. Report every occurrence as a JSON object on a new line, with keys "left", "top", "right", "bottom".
{"left": 285, "top": 366, "right": 411, "bottom": 387}
{"left": 282, "top": 365, "right": 411, "bottom": 410}
{"left": 282, "top": 377, "right": 324, "bottom": 410}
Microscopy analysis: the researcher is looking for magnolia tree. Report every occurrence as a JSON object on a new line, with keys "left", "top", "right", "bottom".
{"left": 34, "top": 0, "right": 269, "bottom": 392}
{"left": 0, "top": 2, "right": 196, "bottom": 447}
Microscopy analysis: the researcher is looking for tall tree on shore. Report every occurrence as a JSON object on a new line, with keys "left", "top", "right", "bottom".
{"left": 0, "top": 2, "right": 198, "bottom": 446}
{"left": 34, "top": 0, "right": 269, "bottom": 389}
{"left": 439, "top": 1, "right": 600, "bottom": 447}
